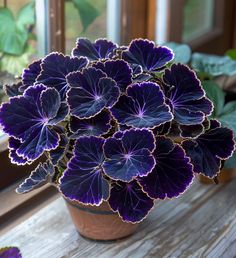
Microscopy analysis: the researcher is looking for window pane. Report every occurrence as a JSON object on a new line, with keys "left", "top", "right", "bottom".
{"left": 65, "top": 0, "right": 107, "bottom": 54}
{"left": 0, "top": 0, "right": 37, "bottom": 102}
{"left": 183, "top": 0, "right": 214, "bottom": 42}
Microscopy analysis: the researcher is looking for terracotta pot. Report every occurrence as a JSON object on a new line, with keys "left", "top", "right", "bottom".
{"left": 65, "top": 199, "right": 139, "bottom": 241}
{"left": 198, "top": 168, "right": 236, "bottom": 184}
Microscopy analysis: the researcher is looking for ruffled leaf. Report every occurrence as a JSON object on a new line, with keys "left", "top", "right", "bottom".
{"left": 67, "top": 67, "right": 120, "bottom": 119}
{"left": 72, "top": 38, "right": 117, "bottom": 60}
{"left": 92, "top": 59, "right": 132, "bottom": 92}
{"left": 138, "top": 136, "right": 194, "bottom": 199}
{"left": 122, "top": 39, "right": 174, "bottom": 72}
{"left": 111, "top": 82, "right": 173, "bottom": 128}
{"left": 182, "top": 120, "right": 235, "bottom": 178}
{"left": 4, "top": 81, "right": 23, "bottom": 97}
{"left": 16, "top": 161, "right": 55, "bottom": 194}
{"left": 49, "top": 127, "right": 68, "bottom": 165}
{"left": 103, "top": 129, "right": 156, "bottom": 182}
{"left": 108, "top": 180, "right": 154, "bottom": 223}
{"left": 36, "top": 53, "right": 88, "bottom": 99}
{"left": 0, "top": 85, "right": 66, "bottom": 160}
{"left": 69, "top": 110, "right": 112, "bottom": 138}
{"left": 8, "top": 137, "right": 31, "bottom": 165}
{"left": 163, "top": 64, "right": 213, "bottom": 125}
{"left": 59, "top": 136, "right": 109, "bottom": 205}
{"left": 21, "top": 59, "right": 42, "bottom": 91}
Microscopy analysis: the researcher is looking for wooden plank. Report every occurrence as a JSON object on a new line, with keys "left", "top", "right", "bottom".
{"left": 0, "top": 180, "right": 236, "bottom": 257}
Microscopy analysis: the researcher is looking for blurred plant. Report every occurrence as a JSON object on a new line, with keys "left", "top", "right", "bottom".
{"left": 203, "top": 81, "right": 236, "bottom": 168}
{"left": 0, "top": 1, "right": 35, "bottom": 76}
{"left": 71, "top": 0, "right": 100, "bottom": 33}
{"left": 164, "top": 42, "right": 192, "bottom": 64}
{"left": 191, "top": 52, "right": 236, "bottom": 79}
{"left": 225, "top": 49, "right": 236, "bottom": 61}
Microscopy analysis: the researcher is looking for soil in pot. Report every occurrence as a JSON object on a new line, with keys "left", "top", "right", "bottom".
{"left": 65, "top": 200, "right": 139, "bottom": 241}
{"left": 198, "top": 168, "right": 236, "bottom": 184}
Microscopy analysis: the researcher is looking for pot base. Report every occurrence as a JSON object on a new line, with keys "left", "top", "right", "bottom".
{"left": 65, "top": 200, "right": 139, "bottom": 241}
{"left": 198, "top": 168, "right": 236, "bottom": 184}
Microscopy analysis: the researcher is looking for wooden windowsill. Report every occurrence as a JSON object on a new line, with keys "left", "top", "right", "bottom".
{"left": 0, "top": 182, "right": 59, "bottom": 235}
{"left": 1, "top": 179, "right": 236, "bottom": 257}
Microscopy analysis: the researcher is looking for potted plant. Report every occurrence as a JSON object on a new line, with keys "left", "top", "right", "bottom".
{"left": 0, "top": 38, "right": 235, "bottom": 241}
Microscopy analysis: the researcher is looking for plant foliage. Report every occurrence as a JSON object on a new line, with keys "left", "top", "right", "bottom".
{"left": 0, "top": 38, "right": 235, "bottom": 223}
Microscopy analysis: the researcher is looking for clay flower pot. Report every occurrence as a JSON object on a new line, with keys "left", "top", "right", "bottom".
{"left": 65, "top": 199, "right": 139, "bottom": 241}
{"left": 198, "top": 168, "right": 236, "bottom": 184}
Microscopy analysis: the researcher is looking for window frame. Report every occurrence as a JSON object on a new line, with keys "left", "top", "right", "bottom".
{"left": 165, "top": 0, "right": 236, "bottom": 54}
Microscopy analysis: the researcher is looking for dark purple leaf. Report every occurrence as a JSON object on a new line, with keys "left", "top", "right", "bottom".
{"left": 133, "top": 72, "right": 152, "bottom": 83}
{"left": 16, "top": 126, "right": 59, "bottom": 161}
{"left": 4, "top": 81, "right": 23, "bottom": 97}
{"left": 0, "top": 85, "right": 66, "bottom": 160}
{"left": 122, "top": 39, "right": 174, "bottom": 72}
{"left": 108, "top": 180, "right": 154, "bottom": 223}
{"left": 153, "top": 122, "right": 171, "bottom": 136}
{"left": 138, "top": 136, "right": 194, "bottom": 199}
{"left": 49, "top": 127, "right": 68, "bottom": 165}
{"left": 67, "top": 67, "right": 120, "bottom": 119}
{"left": 21, "top": 59, "right": 42, "bottom": 91}
{"left": 111, "top": 82, "right": 173, "bottom": 128}
{"left": 163, "top": 64, "right": 213, "bottom": 125}
{"left": 59, "top": 136, "right": 109, "bottom": 205}
{"left": 16, "top": 161, "right": 54, "bottom": 194}
{"left": 0, "top": 247, "right": 22, "bottom": 258}
{"left": 72, "top": 38, "right": 117, "bottom": 60}
{"left": 182, "top": 120, "right": 235, "bottom": 178}
{"left": 92, "top": 60, "right": 132, "bottom": 92}
{"left": 69, "top": 110, "right": 112, "bottom": 138}
{"left": 179, "top": 124, "right": 204, "bottom": 138}
{"left": 103, "top": 129, "right": 156, "bottom": 182}
{"left": 36, "top": 53, "right": 88, "bottom": 99}
{"left": 8, "top": 137, "right": 31, "bottom": 165}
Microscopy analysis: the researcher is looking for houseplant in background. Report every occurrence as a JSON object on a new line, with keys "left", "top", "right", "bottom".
{"left": 0, "top": 38, "right": 235, "bottom": 241}
{"left": 191, "top": 51, "right": 236, "bottom": 183}
{"left": 165, "top": 42, "right": 236, "bottom": 183}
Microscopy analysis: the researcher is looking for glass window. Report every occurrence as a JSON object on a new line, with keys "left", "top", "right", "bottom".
{"left": 0, "top": 0, "right": 37, "bottom": 90}
{"left": 182, "top": 0, "right": 214, "bottom": 42}
{"left": 65, "top": 0, "right": 107, "bottom": 54}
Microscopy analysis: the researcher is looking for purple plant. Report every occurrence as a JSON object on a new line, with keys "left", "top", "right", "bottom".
{"left": 0, "top": 38, "right": 235, "bottom": 223}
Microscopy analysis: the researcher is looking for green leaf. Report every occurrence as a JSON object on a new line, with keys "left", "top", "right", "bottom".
{"left": 0, "top": 44, "right": 35, "bottom": 76}
{"left": 0, "top": 7, "right": 28, "bottom": 55}
{"left": 225, "top": 49, "right": 236, "bottom": 61}
{"left": 72, "top": 0, "right": 100, "bottom": 32}
{"left": 221, "top": 101, "right": 236, "bottom": 116}
{"left": 17, "top": 2, "right": 35, "bottom": 30}
{"left": 202, "top": 80, "right": 225, "bottom": 117}
{"left": 218, "top": 104, "right": 236, "bottom": 134}
{"left": 224, "top": 152, "right": 236, "bottom": 169}
{"left": 164, "top": 42, "right": 191, "bottom": 64}
{"left": 191, "top": 53, "right": 236, "bottom": 77}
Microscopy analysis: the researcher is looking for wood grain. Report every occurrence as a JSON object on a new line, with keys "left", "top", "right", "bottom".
{"left": 1, "top": 180, "right": 236, "bottom": 258}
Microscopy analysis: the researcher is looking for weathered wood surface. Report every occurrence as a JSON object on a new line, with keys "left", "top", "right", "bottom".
{"left": 1, "top": 179, "right": 236, "bottom": 258}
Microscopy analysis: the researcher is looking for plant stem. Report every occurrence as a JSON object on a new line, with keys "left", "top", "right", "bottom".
{"left": 3, "top": 0, "right": 7, "bottom": 8}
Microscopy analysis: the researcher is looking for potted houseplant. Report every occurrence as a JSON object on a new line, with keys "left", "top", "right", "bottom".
{"left": 0, "top": 38, "right": 235, "bottom": 241}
